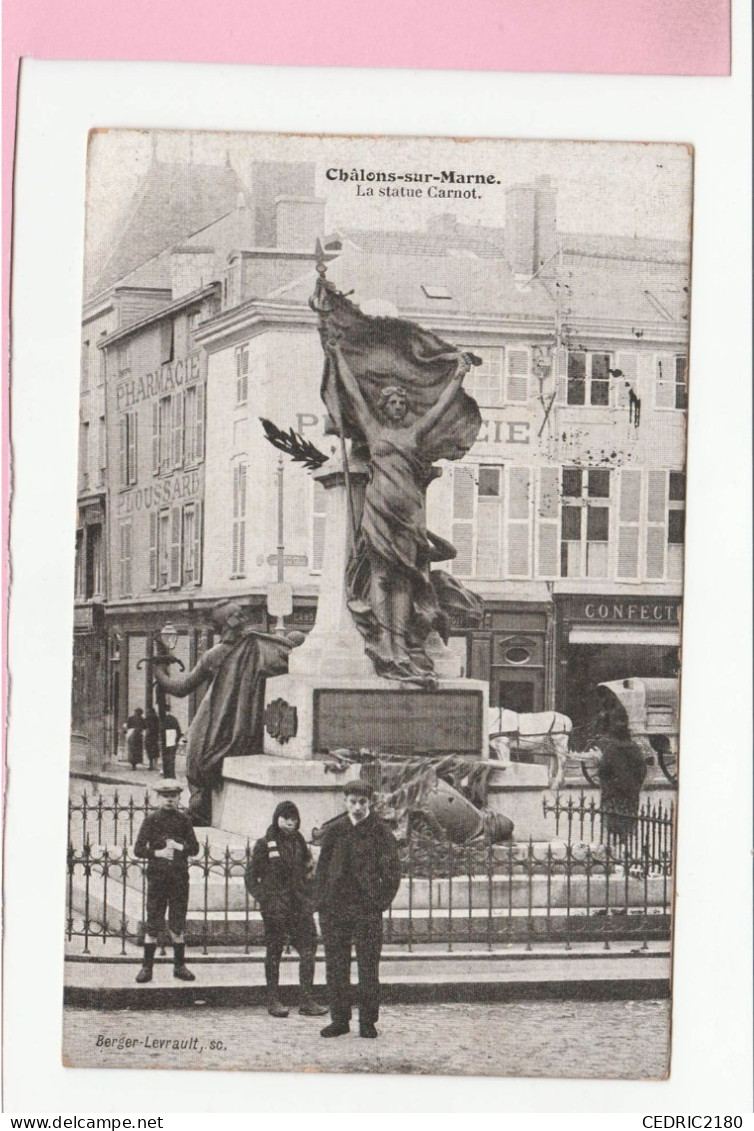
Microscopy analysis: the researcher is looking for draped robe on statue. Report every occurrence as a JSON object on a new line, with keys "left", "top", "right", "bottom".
{"left": 311, "top": 277, "right": 484, "bottom": 676}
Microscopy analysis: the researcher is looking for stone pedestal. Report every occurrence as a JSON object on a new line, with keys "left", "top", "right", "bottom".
{"left": 485, "top": 763, "right": 554, "bottom": 840}
{"left": 213, "top": 755, "right": 362, "bottom": 841}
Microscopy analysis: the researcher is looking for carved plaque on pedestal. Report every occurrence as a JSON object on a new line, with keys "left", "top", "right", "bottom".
{"left": 312, "top": 689, "right": 484, "bottom": 754}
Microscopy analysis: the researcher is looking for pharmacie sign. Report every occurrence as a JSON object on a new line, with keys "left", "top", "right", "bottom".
{"left": 115, "top": 352, "right": 202, "bottom": 411}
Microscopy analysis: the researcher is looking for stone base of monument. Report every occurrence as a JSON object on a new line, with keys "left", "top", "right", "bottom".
{"left": 262, "top": 673, "right": 490, "bottom": 762}
{"left": 212, "top": 755, "right": 362, "bottom": 842}
{"left": 485, "top": 763, "right": 554, "bottom": 841}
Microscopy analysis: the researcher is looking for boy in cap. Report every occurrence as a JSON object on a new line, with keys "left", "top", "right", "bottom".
{"left": 246, "top": 801, "right": 328, "bottom": 1019}
{"left": 315, "top": 780, "right": 401, "bottom": 1039}
{"left": 133, "top": 779, "right": 200, "bottom": 983}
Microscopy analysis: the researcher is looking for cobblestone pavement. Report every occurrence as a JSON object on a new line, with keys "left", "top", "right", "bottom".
{"left": 64, "top": 999, "right": 670, "bottom": 1078}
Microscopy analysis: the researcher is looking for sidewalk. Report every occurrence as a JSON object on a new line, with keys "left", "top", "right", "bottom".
{"left": 64, "top": 940, "right": 671, "bottom": 1008}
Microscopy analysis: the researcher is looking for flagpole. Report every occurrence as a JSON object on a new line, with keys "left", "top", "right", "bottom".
{"left": 326, "top": 343, "right": 359, "bottom": 552}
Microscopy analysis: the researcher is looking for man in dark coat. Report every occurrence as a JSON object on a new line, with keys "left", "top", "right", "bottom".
{"left": 595, "top": 688, "right": 648, "bottom": 851}
{"left": 133, "top": 779, "right": 200, "bottom": 983}
{"left": 315, "top": 780, "right": 402, "bottom": 1039}
{"left": 245, "top": 801, "right": 328, "bottom": 1019}
{"left": 143, "top": 706, "right": 160, "bottom": 771}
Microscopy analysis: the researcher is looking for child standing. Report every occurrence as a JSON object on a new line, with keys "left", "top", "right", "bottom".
{"left": 133, "top": 779, "right": 200, "bottom": 983}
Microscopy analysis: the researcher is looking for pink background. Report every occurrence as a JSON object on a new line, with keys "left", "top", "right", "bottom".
{"left": 0, "top": 0, "right": 732, "bottom": 758}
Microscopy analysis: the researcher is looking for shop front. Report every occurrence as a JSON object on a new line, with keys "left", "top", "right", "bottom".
{"left": 554, "top": 594, "right": 682, "bottom": 729}
{"left": 464, "top": 602, "right": 554, "bottom": 719}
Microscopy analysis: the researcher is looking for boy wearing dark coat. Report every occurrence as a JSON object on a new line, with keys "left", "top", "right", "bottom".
{"left": 133, "top": 779, "right": 200, "bottom": 983}
{"left": 245, "top": 801, "right": 328, "bottom": 1019}
{"left": 315, "top": 780, "right": 402, "bottom": 1039}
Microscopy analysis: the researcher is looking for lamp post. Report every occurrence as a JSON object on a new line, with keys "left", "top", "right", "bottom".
{"left": 137, "top": 622, "right": 183, "bottom": 778}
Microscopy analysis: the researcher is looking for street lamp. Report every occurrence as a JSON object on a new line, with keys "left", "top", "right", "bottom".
{"left": 160, "top": 622, "right": 179, "bottom": 653}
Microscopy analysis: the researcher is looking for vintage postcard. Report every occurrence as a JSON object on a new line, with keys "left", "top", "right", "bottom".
{"left": 63, "top": 130, "right": 690, "bottom": 1078}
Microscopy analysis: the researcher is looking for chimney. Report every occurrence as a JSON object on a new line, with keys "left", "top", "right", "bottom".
{"left": 505, "top": 184, "right": 537, "bottom": 275}
{"left": 247, "top": 161, "right": 316, "bottom": 246}
{"left": 505, "top": 177, "right": 559, "bottom": 276}
{"left": 274, "top": 197, "right": 326, "bottom": 249}
{"left": 534, "top": 175, "right": 557, "bottom": 269}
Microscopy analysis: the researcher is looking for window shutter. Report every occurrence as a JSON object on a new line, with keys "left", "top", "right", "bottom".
{"left": 646, "top": 470, "right": 667, "bottom": 579}
{"left": 451, "top": 465, "right": 476, "bottom": 576}
{"left": 615, "top": 352, "right": 638, "bottom": 410}
{"left": 161, "top": 321, "right": 174, "bottom": 365}
{"left": 149, "top": 512, "right": 158, "bottom": 589}
{"left": 196, "top": 383, "right": 205, "bottom": 461}
{"left": 655, "top": 353, "right": 675, "bottom": 409}
{"left": 169, "top": 506, "right": 181, "bottom": 585}
{"left": 172, "top": 392, "right": 184, "bottom": 469}
{"left": 505, "top": 348, "right": 529, "bottom": 403}
{"left": 118, "top": 415, "right": 127, "bottom": 488}
{"left": 194, "top": 500, "right": 203, "bottom": 585}
{"left": 123, "top": 522, "right": 132, "bottom": 596}
{"left": 151, "top": 402, "right": 160, "bottom": 475}
{"left": 476, "top": 470, "right": 502, "bottom": 578}
{"left": 616, "top": 469, "right": 641, "bottom": 579}
{"left": 237, "top": 463, "right": 247, "bottom": 575}
{"left": 536, "top": 466, "right": 560, "bottom": 578}
{"left": 506, "top": 467, "right": 532, "bottom": 577}
{"left": 127, "top": 412, "right": 137, "bottom": 485}
{"left": 311, "top": 480, "right": 327, "bottom": 572}
{"left": 231, "top": 464, "right": 240, "bottom": 575}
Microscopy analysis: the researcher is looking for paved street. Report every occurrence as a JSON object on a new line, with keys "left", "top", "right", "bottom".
{"left": 64, "top": 999, "right": 669, "bottom": 1078}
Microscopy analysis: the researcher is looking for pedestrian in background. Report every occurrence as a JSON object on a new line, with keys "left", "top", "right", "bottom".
{"left": 124, "top": 707, "right": 145, "bottom": 770}
{"left": 245, "top": 801, "right": 328, "bottom": 1019}
{"left": 315, "top": 780, "right": 401, "bottom": 1039}
{"left": 143, "top": 706, "right": 160, "bottom": 771}
{"left": 161, "top": 702, "right": 182, "bottom": 779}
{"left": 133, "top": 778, "right": 200, "bottom": 983}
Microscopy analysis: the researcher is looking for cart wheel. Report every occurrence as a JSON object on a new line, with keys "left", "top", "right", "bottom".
{"left": 657, "top": 749, "right": 678, "bottom": 785}
{"left": 581, "top": 763, "right": 600, "bottom": 787}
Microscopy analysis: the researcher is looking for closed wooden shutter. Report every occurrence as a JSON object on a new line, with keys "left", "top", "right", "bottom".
{"left": 451, "top": 465, "right": 476, "bottom": 576}
{"left": 172, "top": 392, "right": 184, "bottom": 469}
{"left": 151, "top": 401, "right": 160, "bottom": 475}
{"left": 195, "top": 383, "right": 205, "bottom": 461}
{"left": 554, "top": 345, "right": 568, "bottom": 404}
{"left": 655, "top": 352, "right": 676, "bottom": 409}
{"left": 232, "top": 461, "right": 248, "bottom": 576}
{"left": 149, "top": 511, "right": 158, "bottom": 589}
{"left": 617, "top": 469, "right": 642, "bottom": 579}
{"left": 118, "top": 415, "right": 127, "bottom": 488}
{"left": 506, "top": 468, "right": 531, "bottom": 577}
{"left": 169, "top": 506, "right": 182, "bottom": 585}
{"left": 126, "top": 412, "right": 137, "bottom": 485}
{"left": 646, "top": 469, "right": 667, "bottom": 579}
{"left": 120, "top": 521, "right": 132, "bottom": 596}
{"left": 536, "top": 466, "right": 560, "bottom": 578}
{"left": 505, "top": 348, "right": 529, "bottom": 403}
{"left": 194, "top": 500, "right": 203, "bottom": 585}
{"left": 614, "top": 352, "right": 638, "bottom": 410}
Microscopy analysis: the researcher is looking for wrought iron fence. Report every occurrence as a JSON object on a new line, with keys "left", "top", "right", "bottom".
{"left": 65, "top": 790, "right": 674, "bottom": 956}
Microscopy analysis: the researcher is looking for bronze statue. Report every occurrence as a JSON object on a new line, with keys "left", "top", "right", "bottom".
{"left": 310, "top": 262, "right": 484, "bottom": 685}
{"left": 153, "top": 600, "right": 304, "bottom": 824}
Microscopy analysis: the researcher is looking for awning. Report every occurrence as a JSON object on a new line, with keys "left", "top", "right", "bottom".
{"left": 569, "top": 627, "right": 680, "bottom": 646}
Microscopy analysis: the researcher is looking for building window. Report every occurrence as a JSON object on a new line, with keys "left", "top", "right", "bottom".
{"left": 74, "top": 529, "right": 84, "bottom": 598}
{"left": 236, "top": 345, "right": 249, "bottom": 406}
{"left": 118, "top": 411, "right": 138, "bottom": 488}
{"left": 80, "top": 340, "right": 91, "bottom": 390}
{"left": 181, "top": 502, "right": 203, "bottom": 585}
{"left": 118, "top": 520, "right": 133, "bottom": 596}
{"left": 459, "top": 347, "right": 503, "bottom": 406}
{"left": 116, "top": 342, "right": 131, "bottom": 378}
{"left": 160, "top": 320, "right": 174, "bottom": 365}
{"left": 231, "top": 460, "right": 248, "bottom": 577}
{"left": 451, "top": 463, "right": 532, "bottom": 580}
{"left": 157, "top": 509, "right": 171, "bottom": 588}
{"left": 79, "top": 420, "right": 90, "bottom": 491}
{"left": 476, "top": 465, "right": 503, "bottom": 577}
{"left": 98, "top": 415, "right": 106, "bottom": 487}
{"left": 311, "top": 480, "right": 327, "bottom": 573}
{"left": 183, "top": 384, "right": 205, "bottom": 465}
{"left": 567, "top": 351, "right": 611, "bottom": 406}
{"left": 86, "top": 524, "right": 103, "bottom": 599}
{"left": 505, "top": 348, "right": 530, "bottom": 403}
{"left": 560, "top": 468, "right": 611, "bottom": 578}
{"left": 656, "top": 354, "right": 688, "bottom": 410}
